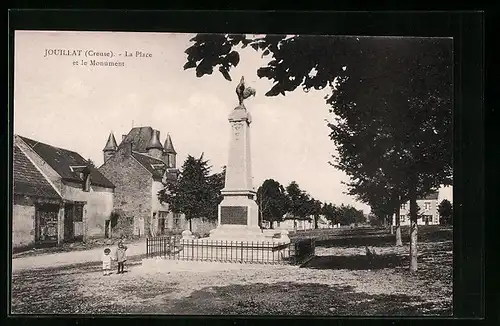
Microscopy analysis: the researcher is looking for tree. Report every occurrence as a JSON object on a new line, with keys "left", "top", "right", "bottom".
{"left": 204, "top": 166, "right": 226, "bottom": 221}
{"left": 309, "top": 198, "right": 323, "bottom": 229}
{"left": 321, "top": 203, "right": 339, "bottom": 226}
{"left": 158, "top": 154, "right": 223, "bottom": 232}
{"left": 336, "top": 204, "right": 365, "bottom": 226}
{"left": 256, "top": 179, "right": 289, "bottom": 229}
{"left": 285, "top": 181, "right": 312, "bottom": 229}
{"left": 183, "top": 34, "right": 452, "bottom": 271}
{"left": 438, "top": 199, "right": 453, "bottom": 225}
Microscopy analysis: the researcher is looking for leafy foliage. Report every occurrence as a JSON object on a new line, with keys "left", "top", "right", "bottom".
{"left": 309, "top": 198, "right": 323, "bottom": 229}
{"left": 336, "top": 204, "right": 366, "bottom": 226}
{"left": 285, "top": 181, "right": 313, "bottom": 221}
{"left": 438, "top": 199, "right": 453, "bottom": 225}
{"left": 158, "top": 154, "right": 225, "bottom": 226}
{"left": 256, "top": 179, "right": 290, "bottom": 229}
{"left": 321, "top": 203, "right": 341, "bottom": 226}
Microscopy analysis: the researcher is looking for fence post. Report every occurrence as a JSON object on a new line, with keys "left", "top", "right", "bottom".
{"left": 240, "top": 241, "right": 244, "bottom": 263}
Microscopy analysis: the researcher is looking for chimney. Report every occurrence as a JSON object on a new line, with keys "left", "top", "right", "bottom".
{"left": 123, "top": 142, "right": 133, "bottom": 156}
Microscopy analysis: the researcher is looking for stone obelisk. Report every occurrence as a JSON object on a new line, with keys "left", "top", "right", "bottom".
{"left": 209, "top": 76, "right": 264, "bottom": 240}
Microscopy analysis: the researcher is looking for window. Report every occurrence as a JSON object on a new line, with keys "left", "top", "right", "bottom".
{"left": 401, "top": 203, "right": 407, "bottom": 210}
{"left": 400, "top": 215, "right": 406, "bottom": 222}
{"left": 74, "top": 204, "right": 83, "bottom": 222}
{"left": 424, "top": 202, "right": 431, "bottom": 210}
{"left": 173, "top": 213, "right": 181, "bottom": 229}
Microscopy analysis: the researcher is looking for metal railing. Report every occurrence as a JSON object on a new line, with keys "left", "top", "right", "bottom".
{"left": 146, "top": 236, "right": 315, "bottom": 265}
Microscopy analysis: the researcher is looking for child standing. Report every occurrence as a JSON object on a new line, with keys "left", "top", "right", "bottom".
{"left": 115, "top": 240, "right": 128, "bottom": 274}
{"left": 102, "top": 248, "right": 112, "bottom": 276}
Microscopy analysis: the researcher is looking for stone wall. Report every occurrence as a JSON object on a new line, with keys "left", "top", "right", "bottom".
{"left": 99, "top": 149, "right": 152, "bottom": 237}
{"left": 12, "top": 196, "right": 35, "bottom": 249}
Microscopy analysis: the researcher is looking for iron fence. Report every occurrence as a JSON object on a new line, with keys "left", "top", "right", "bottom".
{"left": 146, "top": 236, "right": 315, "bottom": 265}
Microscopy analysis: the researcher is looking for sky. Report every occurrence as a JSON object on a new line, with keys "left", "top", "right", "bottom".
{"left": 13, "top": 31, "right": 453, "bottom": 213}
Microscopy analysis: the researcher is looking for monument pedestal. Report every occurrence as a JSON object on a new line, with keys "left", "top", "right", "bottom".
{"left": 208, "top": 188, "right": 268, "bottom": 241}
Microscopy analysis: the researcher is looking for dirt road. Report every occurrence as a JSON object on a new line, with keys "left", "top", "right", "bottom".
{"left": 11, "top": 240, "right": 146, "bottom": 272}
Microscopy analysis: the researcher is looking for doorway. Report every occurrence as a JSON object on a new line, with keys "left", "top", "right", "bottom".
{"left": 35, "top": 203, "right": 59, "bottom": 246}
{"left": 158, "top": 211, "right": 167, "bottom": 235}
{"left": 64, "top": 203, "right": 74, "bottom": 241}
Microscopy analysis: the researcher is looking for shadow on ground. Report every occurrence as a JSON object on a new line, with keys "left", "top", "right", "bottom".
{"left": 293, "top": 226, "right": 453, "bottom": 248}
{"left": 302, "top": 254, "right": 406, "bottom": 270}
{"left": 167, "top": 282, "right": 451, "bottom": 316}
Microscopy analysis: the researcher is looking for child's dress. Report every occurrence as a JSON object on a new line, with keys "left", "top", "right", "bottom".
{"left": 102, "top": 253, "right": 112, "bottom": 274}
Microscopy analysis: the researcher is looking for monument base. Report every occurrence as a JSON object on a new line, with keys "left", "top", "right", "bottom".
{"left": 208, "top": 225, "right": 266, "bottom": 241}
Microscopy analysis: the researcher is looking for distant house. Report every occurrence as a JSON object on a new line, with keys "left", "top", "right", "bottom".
{"left": 392, "top": 192, "right": 440, "bottom": 226}
{"left": 98, "top": 127, "right": 192, "bottom": 238}
{"left": 13, "top": 135, "right": 115, "bottom": 249}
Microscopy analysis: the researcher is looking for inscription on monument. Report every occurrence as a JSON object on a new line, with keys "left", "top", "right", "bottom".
{"left": 220, "top": 206, "right": 248, "bottom": 225}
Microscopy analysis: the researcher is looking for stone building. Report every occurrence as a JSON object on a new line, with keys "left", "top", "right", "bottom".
{"left": 392, "top": 191, "right": 440, "bottom": 226}
{"left": 98, "top": 127, "right": 188, "bottom": 237}
{"left": 13, "top": 135, "right": 115, "bottom": 250}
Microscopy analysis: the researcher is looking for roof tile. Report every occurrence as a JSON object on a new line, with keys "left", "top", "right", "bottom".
{"left": 13, "top": 145, "right": 61, "bottom": 199}
{"left": 18, "top": 136, "right": 115, "bottom": 189}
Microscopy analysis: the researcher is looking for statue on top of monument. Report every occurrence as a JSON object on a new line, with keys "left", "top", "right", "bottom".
{"left": 236, "top": 76, "right": 256, "bottom": 107}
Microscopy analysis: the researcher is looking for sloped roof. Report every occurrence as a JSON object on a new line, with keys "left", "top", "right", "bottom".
{"left": 146, "top": 130, "right": 163, "bottom": 150}
{"left": 420, "top": 192, "right": 439, "bottom": 200}
{"left": 13, "top": 144, "right": 61, "bottom": 199}
{"left": 119, "top": 127, "right": 155, "bottom": 153}
{"left": 164, "top": 133, "right": 176, "bottom": 154}
{"left": 131, "top": 152, "right": 166, "bottom": 179}
{"left": 103, "top": 133, "right": 118, "bottom": 151}
{"left": 18, "top": 136, "right": 115, "bottom": 189}
{"left": 131, "top": 152, "right": 179, "bottom": 181}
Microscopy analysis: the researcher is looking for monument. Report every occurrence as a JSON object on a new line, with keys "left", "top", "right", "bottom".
{"left": 206, "top": 77, "right": 288, "bottom": 243}
{"left": 177, "top": 76, "right": 290, "bottom": 264}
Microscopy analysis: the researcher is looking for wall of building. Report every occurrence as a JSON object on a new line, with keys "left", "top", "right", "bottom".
{"left": 62, "top": 181, "right": 114, "bottom": 239}
{"left": 393, "top": 199, "right": 440, "bottom": 226}
{"left": 99, "top": 151, "right": 152, "bottom": 237}
{"left": 12, "top": 196, "right": 36, "bottom": 249}
{"left": 86, "top": 186, "right": 114, "bottom": 238}
{"left": 151, "top": 180, "right": 170, "bottom": 236}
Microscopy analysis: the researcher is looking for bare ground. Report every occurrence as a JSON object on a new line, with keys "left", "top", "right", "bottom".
{"left": 11, "top": 226, "right": 452, "bottom": 316}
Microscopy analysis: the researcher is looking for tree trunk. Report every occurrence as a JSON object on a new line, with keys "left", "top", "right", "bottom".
{"left": 270, "top": 221, "right": 274, "bottom": 229}
{"left": 409, "top": 190, "right": 418, "bottom": 272}
{"left": 395, "top": 202, "right": 403, "bottom": 247}
{"left": 314, "top": 216, "right": 318, "bottom": 229}
{"left": 189, "top": 219, "right": 192, "bottom": 232}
